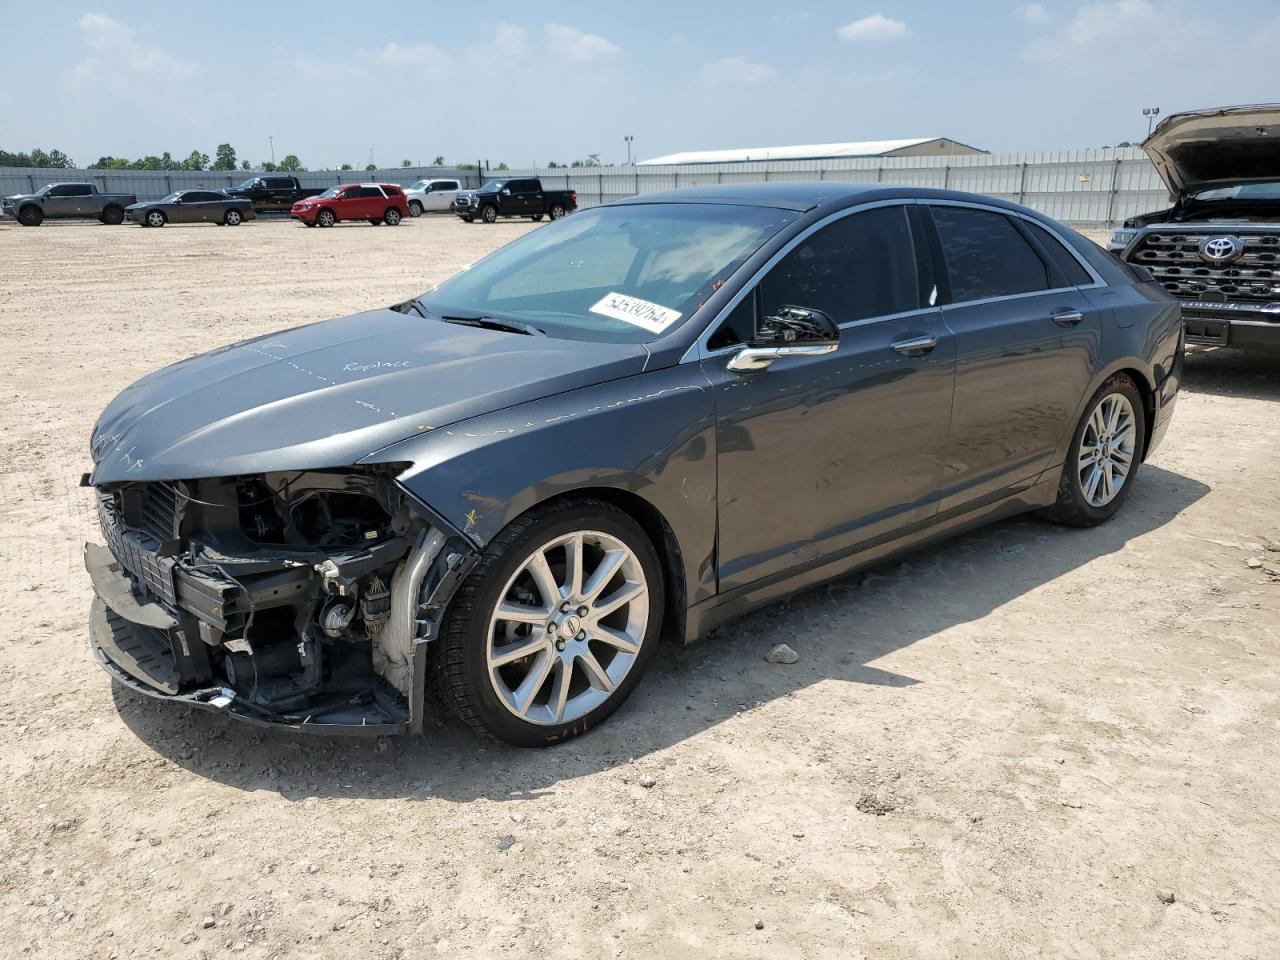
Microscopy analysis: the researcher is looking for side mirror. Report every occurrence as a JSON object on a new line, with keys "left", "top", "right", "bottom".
{"left": 728, "top": 305, "right": 839, "bottom": 372}
{"left": 501, "top": 188, "right": 511, "bottom": 196}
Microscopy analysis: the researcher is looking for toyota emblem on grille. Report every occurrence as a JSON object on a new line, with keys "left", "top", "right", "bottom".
{"left": 1200, "top": 236, "right": 1243, "bottom": 263}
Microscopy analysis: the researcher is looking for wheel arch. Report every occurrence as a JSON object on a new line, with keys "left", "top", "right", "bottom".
{"left": 524, "top": 487, "right": 687, "bottom": 646}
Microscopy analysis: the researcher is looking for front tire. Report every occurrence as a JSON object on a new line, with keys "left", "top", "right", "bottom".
{"left": 1041, "top": 374, "right": 1146, "bottom": 527}
{"left": 481, "top": 204, "right": 498, "bottom": 224}
{"left": 145, "top": 210, "right": 166, "bottom": 228}
{"left": 434, "top": 497, "right": 664, "bottom": 746}
{"left": 317, "top": 209, "right": 336, "bottom": 228}
{"left": 18, "top": 206, "right": 42, "bottom": 226}
{"left": 408, "top": 200, "right": 423, "bottom": 217}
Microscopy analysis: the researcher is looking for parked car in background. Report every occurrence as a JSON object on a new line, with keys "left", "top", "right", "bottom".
{"left": 291, "top": 184, "right": 409, "bottom": 227}
{"left": 125, "top": 191, "right": 256, "bottom": 227}
{"left": 226, "top": 175, "right": 325, "bottom": 213}
{"left": 85, "top": 183, "right": 1181, "bottom": 745}
{"left": 404, "top": 178, "right": 462, "bottom": 217}
{"left": 451, "top": 178, "right": 577, "bottom": 223}
{"left": 1, "top": 182, "right": 137, "bottom": 226}
{"left": 1109, "top": 103, "right": 1280, "bottom": 350}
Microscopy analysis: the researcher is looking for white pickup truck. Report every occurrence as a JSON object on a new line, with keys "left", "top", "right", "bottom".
{"left": 402, "top": 178, "right": 462, "bottom": 217}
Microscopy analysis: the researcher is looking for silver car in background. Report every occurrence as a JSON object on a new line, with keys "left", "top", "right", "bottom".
{"left": 403, "top": 178, "right": 461, "bottom": 217}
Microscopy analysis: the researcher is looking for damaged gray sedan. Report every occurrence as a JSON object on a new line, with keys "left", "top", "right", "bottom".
{"left": 86, "top": 183, "right": 1182, "bottom": 745}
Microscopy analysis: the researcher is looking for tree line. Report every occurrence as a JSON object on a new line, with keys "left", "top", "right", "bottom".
{"left": 2, "top": 143, "right": 587, "bottom": 173}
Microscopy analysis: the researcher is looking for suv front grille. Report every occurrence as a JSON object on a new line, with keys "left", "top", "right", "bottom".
{"left": 1130, "top": 230, "right": 1280, "bottom": 304}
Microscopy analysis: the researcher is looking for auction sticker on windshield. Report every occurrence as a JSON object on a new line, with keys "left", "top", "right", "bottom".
{"left": 590, "top": 292, "right": 682, "bottom": 334}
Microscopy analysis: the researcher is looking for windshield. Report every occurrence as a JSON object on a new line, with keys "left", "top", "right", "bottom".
{"left": 480, "top": 180, "right": 507, "bottom": 192}
{"left": 419, "top": 203, "right": 796, "bottom": 344}
{"left": 235, "top": 178, "right": 260, "bottom": 190}
{"left": 160, "top": 192, "right": 182, "bottom": 203}
{"left": 408, "top": 180, "right": 427, "bottom": 190}
{"left": 316, "top": 186, "right": 343, "bottom": 199}
{"left": 1191, "top": 181, "right": 1280, "bottom": 202}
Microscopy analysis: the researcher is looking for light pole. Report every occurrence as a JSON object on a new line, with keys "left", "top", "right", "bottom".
{"left": 624, "top": 135, "right": 634, "bottom": 165}
{"left": 1142, "top": 107, "right": 1161, "bottom": 138}
{"left": 268, "top": 136, "right": 275, "bottom": 165}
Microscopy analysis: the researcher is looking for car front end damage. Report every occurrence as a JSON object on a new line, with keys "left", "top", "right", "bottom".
{"left": 85, "top": 466, "right": 477, "bottom": 734}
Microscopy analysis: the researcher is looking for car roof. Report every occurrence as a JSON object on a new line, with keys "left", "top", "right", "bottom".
{"left": 602, "top": 181, "right": 1043, "bottom": 217}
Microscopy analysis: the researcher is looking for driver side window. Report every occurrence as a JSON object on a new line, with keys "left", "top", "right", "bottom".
{"left": 708, "top": 205, "right": 921, "bottom": 350}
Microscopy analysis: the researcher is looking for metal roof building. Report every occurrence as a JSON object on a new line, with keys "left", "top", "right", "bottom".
{"left": 639, "top": 137, "right": 986, "bottom": 166}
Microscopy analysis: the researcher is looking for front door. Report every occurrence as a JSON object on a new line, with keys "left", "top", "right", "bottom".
{"left": 924, "top": 204, "right": 1103, "bottom": 512}
{"left": 703, "top": 204, "right": 957, "bottom": 592}
{"left": 428, "top": 181, "right": 458, "bottom": 211}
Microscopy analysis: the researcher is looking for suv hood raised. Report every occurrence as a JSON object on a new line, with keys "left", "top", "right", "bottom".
{"left": 1143, "top": 103, "right": 1280, "bottom": 194}
{"left": 90, "top": 307, "right": 647, "bottom": 484}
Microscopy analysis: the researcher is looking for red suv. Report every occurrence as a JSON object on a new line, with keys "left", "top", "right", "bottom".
{"left": 291, "top": 183, "right": 409, "bottom": 227}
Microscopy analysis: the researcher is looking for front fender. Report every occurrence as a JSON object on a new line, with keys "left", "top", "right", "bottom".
{"left": 362, "top": 364, "right": 719, "bottom": 608}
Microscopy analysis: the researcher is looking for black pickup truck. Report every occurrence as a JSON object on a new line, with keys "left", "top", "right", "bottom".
{"left": 451, "top": 178, "right": 577, "bottom": 223}
{"left": 225, "top": 175, "right": 325, "bottom": 213}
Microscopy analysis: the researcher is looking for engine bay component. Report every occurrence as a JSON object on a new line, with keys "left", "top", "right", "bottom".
{"left": 320, "top": 600, "right": 356, "bottom": 638}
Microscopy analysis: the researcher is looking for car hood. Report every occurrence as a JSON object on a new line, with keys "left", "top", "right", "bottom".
{"left": 90, "top": 307, "right": 648, "bottom": 484}
{"left": 1143, "top": 104, "right": 1280, "bottom": 194}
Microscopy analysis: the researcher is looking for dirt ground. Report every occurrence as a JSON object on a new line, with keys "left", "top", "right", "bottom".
{"left": 1, "top": 215, "right": 1278, "bottom": 960}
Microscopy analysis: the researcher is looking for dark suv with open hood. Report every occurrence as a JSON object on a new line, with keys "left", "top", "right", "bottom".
{"left": 1110, "top": 104, "right": 1280, "bottom": 349}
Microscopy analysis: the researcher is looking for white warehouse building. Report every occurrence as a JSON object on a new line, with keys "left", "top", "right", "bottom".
{"left": 639, "top": 137, "right": 986, "bottom": 166}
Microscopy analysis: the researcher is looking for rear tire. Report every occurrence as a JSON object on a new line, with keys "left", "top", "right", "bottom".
{"left": 481, "top": 204, "right": 498, "bottom": 224}
{"left": 433, "top": 497, "right": 664, "bottom": 746}
{"left": 408, "top": 200, "right": 423, "bottom": 217}
{"left": 317, "top": 208, "right": 336, "bottom": 228}
{"left": 549, "top": 204, "right": 566, "bottom": 220}
{"left": 384, "top": 207, "right": 402, "bottom": 225}
{"left": 1041, "top": 373, "right": 1146, "bottom": 527}
{"left": 223, "top": 209, "right": 243, "bottom": 226}
{"left": 101, "top": 205, "right": 124, "bottom": 225}
{"left": 18, "top": 206, "right": 42, "bottom": 227}
{"left": 530, "top": 214, "right": 544, "bottom": 222}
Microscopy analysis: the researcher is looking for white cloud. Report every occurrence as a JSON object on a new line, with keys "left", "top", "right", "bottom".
{"left": 543, "top": 23, "right": 621, "bottom": 61}
{"left": 373, "top": 42, "right": 448, "bottom": 66}
{"left": 837, "top": 12, "right": 910, "bottom": 42}
{"left": 68, "top": 12, "right": 196, "bottom": 84}
{"left": 1021, "top": 0, "right": 1181, "bottom": 60}
{"left": 1018, "top": 3, "right": 1052, "bottom": 24}
{"left": 493, "top": 22, "right": 527, "bottom": 56}
{"left": 698, "top": 57, "right": 779, "bottom": 88}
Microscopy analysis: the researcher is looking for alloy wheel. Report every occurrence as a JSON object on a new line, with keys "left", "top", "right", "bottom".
{"left": 1078, "top": 393, "right": 1136, "bottom": 507}
{"left": 485, "top": 530, "right": 649, "bottom": 726}
{"left": 146, "top": 211, "right": 165, "bottom": 227}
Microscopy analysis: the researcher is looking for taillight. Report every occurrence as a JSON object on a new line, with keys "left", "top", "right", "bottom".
{"left": 570, "top": 192, "right": 577, "bottom": 202}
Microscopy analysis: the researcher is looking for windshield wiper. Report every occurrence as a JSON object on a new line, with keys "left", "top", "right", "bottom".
{"left": 441, "top": 314, "right": 546, "bottom": 337}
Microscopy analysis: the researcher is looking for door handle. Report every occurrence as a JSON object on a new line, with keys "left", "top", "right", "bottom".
{"left": 890, "top": 335, "right": 938, "bottom": 356}
{"left": 1051, "top": 308, "right": 1084, "bottom": 326}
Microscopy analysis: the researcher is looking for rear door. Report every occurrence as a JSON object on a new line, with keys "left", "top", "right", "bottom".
{"left": 925, "top": 203, "right": 1103, "bottom": 512}
{"left": 702, "top": 203, "right": 956, "bottom": 591}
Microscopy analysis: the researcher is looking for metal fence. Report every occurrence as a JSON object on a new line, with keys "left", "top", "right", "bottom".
{"left": 0, "top": 148, "right": 1169, "bottom": 225}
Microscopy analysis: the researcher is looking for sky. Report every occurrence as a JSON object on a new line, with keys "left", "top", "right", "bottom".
{"left": 4, "top": 0, "right": 1280, "bottom": 169}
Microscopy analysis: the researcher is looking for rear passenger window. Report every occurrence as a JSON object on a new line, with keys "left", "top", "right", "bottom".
{"left": 931, "top": 207, "right": 1049, "bottom": 303}
{"left": 758, "top": 205, "right": 919, "bottom": 326}
{"left": 1024, "top": 221, "right": 1094, "bottom": 286}
{"left": 382, "top": 185, "right": 402, "bottom": 195}
{"left": 70, "top": 185, "right": 93, "bottom": 196}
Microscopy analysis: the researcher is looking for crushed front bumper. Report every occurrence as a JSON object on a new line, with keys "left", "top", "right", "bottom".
{"left": 86, "top": 540, "right": 418, "bottom": 736}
